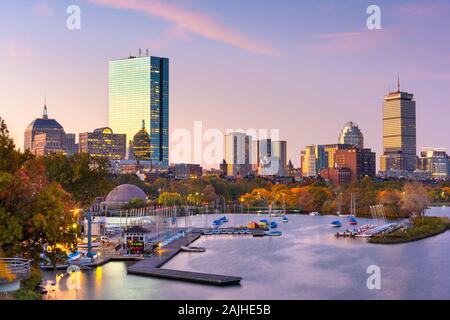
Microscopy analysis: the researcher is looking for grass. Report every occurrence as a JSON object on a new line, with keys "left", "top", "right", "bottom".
{"left": 369, "top": 217, "right": 450, "bottom": 244}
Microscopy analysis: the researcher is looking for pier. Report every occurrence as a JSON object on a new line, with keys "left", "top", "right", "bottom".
{"left": 127, "top": 231, "right": 242, "bottom": 286}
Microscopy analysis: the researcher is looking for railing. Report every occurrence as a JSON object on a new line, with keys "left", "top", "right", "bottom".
{"left": 0, "top": 258, "right": 31, "bottom": 279}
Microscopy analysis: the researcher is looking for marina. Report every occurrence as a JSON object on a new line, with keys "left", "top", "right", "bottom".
{"left": 40, "top": 207, "right": 450, "bottom": 300}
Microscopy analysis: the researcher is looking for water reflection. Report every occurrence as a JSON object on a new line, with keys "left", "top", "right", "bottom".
{"left": 43, "top": 207, "right": 450, "bottom": 300}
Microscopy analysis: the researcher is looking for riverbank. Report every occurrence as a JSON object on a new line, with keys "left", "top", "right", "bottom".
{"left": 369, "top": 217, "right": 450, "bottom": 244}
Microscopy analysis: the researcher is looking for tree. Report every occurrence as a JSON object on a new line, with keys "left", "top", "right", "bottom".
{"left": 157, "top": 192, "right": 182, "bottom": 206}
{"left": 400, "top": 182, "right": 431, "bottom": 218}
{"left": 203, "top": 184, "right": 218, "bottom": 203}
{"left": 0, "top": 120, "right": 78, "bottom": 264}
{"left": 44, "top": 153, "right": 112, "bottom": 207}
{"left": 0, "top": 260, "right": 16, "bottom": 282}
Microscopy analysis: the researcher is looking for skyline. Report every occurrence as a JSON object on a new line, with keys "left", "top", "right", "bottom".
{"left": 2, "top": 0, "right": 450, "bottom": 167}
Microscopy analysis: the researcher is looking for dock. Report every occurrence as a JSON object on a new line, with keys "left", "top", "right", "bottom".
{"left": 127, "top": 231, "right": 242, "bottom": 286}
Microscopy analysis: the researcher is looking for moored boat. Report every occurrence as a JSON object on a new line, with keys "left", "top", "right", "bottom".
{"left": 330, "top": 220, "right": 342, "bottom": 228}
{"left": 264, "top": 230, "right": 282, "bottom": 237}
{"left": 180, "top": 246, "right": 206, "bottom": 253}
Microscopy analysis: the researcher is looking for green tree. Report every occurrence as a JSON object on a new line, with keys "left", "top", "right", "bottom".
{"left": 44, "top": 153, "right": 112, "bottom": 207}
{"left": 157, "top": 192, "right": 182, "bottom": 206}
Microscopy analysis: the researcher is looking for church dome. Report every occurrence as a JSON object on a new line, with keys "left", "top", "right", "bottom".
{"left": 132, "top": 120, "right": 152, "bottom": 161}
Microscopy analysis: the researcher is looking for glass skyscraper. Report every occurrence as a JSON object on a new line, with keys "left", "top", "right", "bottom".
{"left": 380, "top": 82, "right": 416, "bottom": 172}
{"left": 109, "top": 54, "right": 169, "bottom": 166}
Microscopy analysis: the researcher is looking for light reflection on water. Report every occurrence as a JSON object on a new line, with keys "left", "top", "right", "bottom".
{"left": 43, "top": 207, "right": 450, "bottom": 300}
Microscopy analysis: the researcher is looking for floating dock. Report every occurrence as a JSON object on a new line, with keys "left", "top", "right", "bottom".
{"left": 127, "top": 231, "right": 242, "bottom": 286}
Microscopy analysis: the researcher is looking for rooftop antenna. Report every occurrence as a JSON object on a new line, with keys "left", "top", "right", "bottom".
{"left": 397, "top": 75, "right": 401, "bottom": 92}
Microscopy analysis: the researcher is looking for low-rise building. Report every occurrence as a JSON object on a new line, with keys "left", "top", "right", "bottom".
{"left": 79, "top": 127, "right": 126, "bottom": 160}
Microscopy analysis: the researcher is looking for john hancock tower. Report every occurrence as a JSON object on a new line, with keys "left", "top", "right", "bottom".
{"left": 108, "top": 52, "right": 169, "bottom": 167}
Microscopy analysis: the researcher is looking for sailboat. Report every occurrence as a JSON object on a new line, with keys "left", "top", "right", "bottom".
{"left": 348, "top": 193, "right": 358, "bottom": 225}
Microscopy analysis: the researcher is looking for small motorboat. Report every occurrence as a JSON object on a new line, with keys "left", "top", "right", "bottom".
{"left": 270, "top": 221, "right": 278, "bottom": 229}
{"left": 330, "top": 220, "right": 342, "bottom": 228}
{"left": 180, "top": 246, "right": 206, "bottom": 253}
{"left": 282, "top": 216, "right": 288, "bottom": 223}
{"left": 264, "top": 230, "right": 283, "bottom": 237}
{"left": 203, "top": 230, "right": 213, "bottom": 235}
{"left": 309, "top": 212, "right": 320, "bottom": 216}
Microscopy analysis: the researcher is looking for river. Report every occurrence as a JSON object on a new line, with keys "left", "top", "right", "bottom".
{"left": 43, "top": 206, "right": 450, "bottom": 300}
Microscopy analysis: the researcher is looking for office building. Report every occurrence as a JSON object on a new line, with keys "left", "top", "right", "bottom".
{"left": 338, "top": 122, "right": 364, "bottom": 149}
{"left": 224, "top": 132, "right": 253, "bottom": 177}
{"left": 255, "top": 139, "right": 287, "bottom": 176}
{"left": 380, "top": 80, "right": 417, "bottom": 173}
{"left": 65, "top": 133, "right": 78, "bottom": 156}
{"left": 24, "top": 105, "right": 67, "bottom": 156}
{"left": 109, "top": 53, "right": 169, "bottom": 166}
{"left": 334, "top": 147, "right": 376, "bottom": 183}
{"left": 170, "top": 164, "right": 203, "bottom": 180}
{"left": 79, "top": 127, "right": 126, "bottom": 160}
{"left": 417, "top": 148, "right": 448, "bottom": 180}
{"left": 301, "top": 145, "right": 318, "bottom": 178}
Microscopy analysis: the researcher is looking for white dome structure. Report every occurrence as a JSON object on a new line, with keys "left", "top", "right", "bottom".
{"left": 103, "top": 184, "right": 147, "bottom": 209}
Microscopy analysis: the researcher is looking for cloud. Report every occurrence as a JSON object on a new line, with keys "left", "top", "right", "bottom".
{"left": 308, "top": 29, "right": 390, "bottom": 55}
{"left": 87, "top": 0, "right": 281, "bottom": 57}
{"left": 32, "top": 1, "right": 55, "bottom": 16}
{"left": 0, "top": 40, "right": 37, "bottom": 61}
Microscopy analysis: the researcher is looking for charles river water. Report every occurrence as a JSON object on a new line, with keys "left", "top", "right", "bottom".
{"left": 43, "top": 207, "right": 450, "bottom": 300}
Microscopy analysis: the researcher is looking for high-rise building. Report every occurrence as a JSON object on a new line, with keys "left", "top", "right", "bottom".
{"left": 131, "top": 120, "right": 152, "bottom": 162}
{"left": 272, "top": 141, "right": 287, "bottom": 176}
{"left": 109, "top": 54, "right": 169, "bottom": 166}
{"left": 79, "top": 127, "right": 126, "bottom": 160}
{"left": 224, "top": 132, "right": 253, "bottom": 177}
{"left": 380, "top": 80, "right": 417, "bottom": 172}
{"left": 301, "top": 145, "right": 318, "bottom": 178}
{"left": 255, "top": 139, "right": 287, "bottom": 176}
{"left": 417, "top": 148, "right": 448, "bottom": 180}
{"left": 24, "top": 104, "right": 67, "bottom": 156}
{"left": 338, "top": 122, "right": 364, "bottom": 149}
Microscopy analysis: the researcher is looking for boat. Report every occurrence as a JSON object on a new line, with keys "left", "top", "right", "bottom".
{"left": 264, "top": 230, "right": 282, "bottom": 237}
{"left": 67, "top": 251, "right": 81, "bottom": 262}
{"left": 282, "top": 216, "right": 289, "bottom": 223}
{"left": 180, "top": 246, "right": 206, "bottom": 253}
{"left": 330, "top": 220, "right": 342, "bottom": 228}
{"left": 260, "top": 219, "right": 270, "bottom": 224}
{"left": 270, "top": 221, "right": 278, "bottom": 229}
{"left": 203, "top": 230, "right": 213, "bottom": 235}
{"left": 309, "top": 212, "right": 320, "bottom": 216}
{"left": 349, "top": 216, "right": 358, "bottom": 226}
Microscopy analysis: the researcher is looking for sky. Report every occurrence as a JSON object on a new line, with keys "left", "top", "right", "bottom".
{"left": 1, "top": 0, "right": 450, "bottom": 168}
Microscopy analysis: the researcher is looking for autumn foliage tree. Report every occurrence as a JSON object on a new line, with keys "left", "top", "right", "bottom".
{"left": 0, "top": 119, "right": 77, "bottom": 266}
